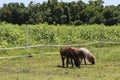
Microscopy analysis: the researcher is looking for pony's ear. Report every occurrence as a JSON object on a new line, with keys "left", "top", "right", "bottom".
{"left": 68, "top": 47, "right": 74, "bottom": 53}
{"left": 69, "top": 47, "right": 71, "bottom": 49}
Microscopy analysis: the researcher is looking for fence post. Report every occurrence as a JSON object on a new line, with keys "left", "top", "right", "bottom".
{"left": 42, "top": 44, "right": 44, "bottom": 55}
{"left": 26, "top": 24, "right": 29, "bottom": 48}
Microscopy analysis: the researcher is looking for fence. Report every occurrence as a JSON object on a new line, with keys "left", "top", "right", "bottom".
{"left": 0, "top": 24, "right": 120, "bottom": 59}
{"left": 0, "top": 41, "right": 120, "bottom": 50}
{"left": 0, "top": 41, "right": 120, "bottom": 59}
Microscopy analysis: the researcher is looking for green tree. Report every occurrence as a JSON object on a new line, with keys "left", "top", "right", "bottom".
{"left": 88, "top": 0, "right": 105, "bottom": 24}
{"left": 45, "top": 0, "right": 59, "bottom": 24}
{"left": 0, "top": 0, "right": 120, "bottom": 25}
{"left": 0, "top": 3, "right": 27, "bottom": 24}
{"left": 103, "top": 6, "right": 120, "bottom": 25}
{"left": 61, "top": 2, "right": 71, "bottom": 24}
{"left": 54, "top": 6, "right": 63, "bottom": 24}
{"left": 27, "top": 3, "right": 44, "bottom": 24}
{"left": 80, "top": 5, "right": 95, "bottom": 23}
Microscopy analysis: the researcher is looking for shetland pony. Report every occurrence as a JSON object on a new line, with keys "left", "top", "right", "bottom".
{"left": 71, "top": 47, "right": 95, "bottom": 65}
{"left": 60, "top": 46, "right": 81, "bottom": 68}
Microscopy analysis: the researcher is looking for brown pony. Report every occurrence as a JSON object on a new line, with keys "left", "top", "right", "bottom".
{"left": 60, "top": 46, "right": 81, "bottom": 68}
{"left": 71, "top": 47, "right": 95, "bottom": 65}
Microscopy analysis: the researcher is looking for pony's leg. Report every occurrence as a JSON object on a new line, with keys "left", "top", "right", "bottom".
{"left": 61, "top": 57, "right": 65, "bottom": 68}
{"left": 71, "top": 59, "right": 74, "bottom": 67}
{"left": 68, "top": 58, "right": 71, "bottom": 64}
{"left": 84, "top": 57, "right": 87, "bottom": 65}
{"left": 66, "top": 57, "right": 69, "bottom": 68}
{"left": 81, "top": 58, "right": 83, "bottom": 64}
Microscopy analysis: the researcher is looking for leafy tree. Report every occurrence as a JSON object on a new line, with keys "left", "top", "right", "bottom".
{"left": 46, "top": 0, "right": 59, "bottom": 24}
{"left": 54, "top": 6, "right": 63, "bottom": 24}
{"left": 80, "top": 5, "right": 96, "bottom": 24}
{"left": 88, "top": 0, "right": 105, "bottom": 24}
{"left": 116, "top": 4, "right": 120, "bottom": 23}
{"left": 69, "top": 1, "right": 78, "bottom": 22}
{"left": 27, "top": 3, "right": 43, "bottom": 24}
{"left": 0, "top": 0, "right": 120, "bottom": 25}
{"left": 61, "top": 2, "right": 71, "bottom": 24}
{"left": 103, "top": 6, "right": 120, "bottom": 25}
{"left": 0, "top": 3, "right": 27, "bottom": 25}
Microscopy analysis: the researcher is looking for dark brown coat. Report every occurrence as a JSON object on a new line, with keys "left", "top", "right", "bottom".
{"left": 60, "top": 46, "right": 81, "bottom": 68}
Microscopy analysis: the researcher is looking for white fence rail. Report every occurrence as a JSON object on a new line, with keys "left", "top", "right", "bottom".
{"left": 0, "top": 41, "right": 120, "bottom": 59}
{"left": 0, "top": 41, "right": 120, "bottom": 50}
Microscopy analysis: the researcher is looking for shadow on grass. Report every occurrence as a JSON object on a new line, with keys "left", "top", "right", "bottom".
{"left": 56, "top": 65, "right": 81, "bottom": 69}
{"left": 81, "top": 63, "right": 95, "bottom": 65}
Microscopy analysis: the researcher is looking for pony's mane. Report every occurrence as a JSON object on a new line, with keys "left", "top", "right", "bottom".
{"left": 80, "top": 48, "right": 90, "bottom": 54}
{"left": 80, "top": 48, "right": 95, "bottom": 64}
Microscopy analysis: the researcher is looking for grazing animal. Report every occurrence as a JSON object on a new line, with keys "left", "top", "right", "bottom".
{"left": 60, "top": 46, "right": 81, "bottom": 68}
{"left": 71, "top": 47, "right": 95, "bottom": 65}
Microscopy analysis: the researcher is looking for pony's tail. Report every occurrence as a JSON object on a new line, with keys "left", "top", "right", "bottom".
{"left": 86, "top": 53, "right": 95, "bottom": 64}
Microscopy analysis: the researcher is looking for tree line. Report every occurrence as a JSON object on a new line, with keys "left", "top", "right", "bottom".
{"left": 0, "top": 0, "right": 120, "bottom": 26}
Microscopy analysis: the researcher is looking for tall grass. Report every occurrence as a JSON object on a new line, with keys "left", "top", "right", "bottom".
{"left": 0, "top": 22, "right": 120, "bottom": 48}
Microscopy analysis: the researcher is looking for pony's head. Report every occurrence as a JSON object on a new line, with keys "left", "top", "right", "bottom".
{"left": 74, "top": 58, "right": 81, "bottom": 68}
{"left": 89, "top": 55, "right": 95, "bottom": 64}
{"left": 70, "top": 48, "right": 81, "bottom": 68}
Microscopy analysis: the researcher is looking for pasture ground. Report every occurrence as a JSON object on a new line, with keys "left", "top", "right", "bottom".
{"left": 0, "top": 46, "right": 120, "bottom": 80}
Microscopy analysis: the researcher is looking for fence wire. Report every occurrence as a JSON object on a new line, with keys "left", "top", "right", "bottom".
{"left": 0, "top": 41, "right": 120, "bottom": 59}
{"left": 0, "top": 41, "right": 120, "bottom": 50}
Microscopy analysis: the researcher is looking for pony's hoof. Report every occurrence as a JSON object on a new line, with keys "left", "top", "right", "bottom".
{"left": 77, "top": 66, "right": 80, "bottom": 68}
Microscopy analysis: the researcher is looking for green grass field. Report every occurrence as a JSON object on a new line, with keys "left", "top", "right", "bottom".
{"left": 0, "top": 23, "right": 120, "bottom": 80}
{"left": 0, "top": 45, "right": 120, "bottom": 80}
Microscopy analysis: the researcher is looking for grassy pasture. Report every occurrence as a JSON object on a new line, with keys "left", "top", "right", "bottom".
{"left": 0, "top": 23, "right": 120, "bottom": 80}
{"left": 0, "top": 45, "right": 120, "bottom": 80}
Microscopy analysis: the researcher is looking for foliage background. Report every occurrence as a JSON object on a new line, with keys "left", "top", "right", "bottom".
{"left": 0, "top": 22, "right": 120, "bottom": 48}
{"left": 0, "top": 0, "right": 120, "bottom": 26}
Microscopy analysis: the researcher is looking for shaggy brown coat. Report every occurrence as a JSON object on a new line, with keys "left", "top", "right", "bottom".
{"left": 60, "top": 46, "right": 81, "bottom": 68}
{"left": 71, "top": 47, "right": 95, "bottom": 64}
